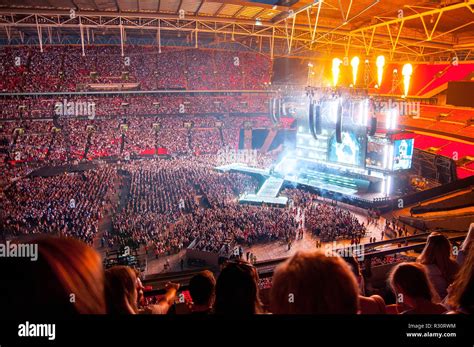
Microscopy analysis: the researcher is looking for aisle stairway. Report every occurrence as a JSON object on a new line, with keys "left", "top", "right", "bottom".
{"left": 243, "top": 128, "right": 252, "bottom": 150}
{"left": 260, "top": 128, "right": 277, "bottom": 153}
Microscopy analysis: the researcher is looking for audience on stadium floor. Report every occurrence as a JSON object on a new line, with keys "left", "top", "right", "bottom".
{"left": 176, "top": 204, "right": 299, "bottom": 255}
{"left": 2, "top": 156, "right": 370, "bottom": 257}
{"left": 110, "top": 158, "right": 260, "bottom": 255}
{"left": 305, "top": 202, "right": 366, "bottom": 242}
{"left": 284, "top": 189, "right": 367, "bottom": 242}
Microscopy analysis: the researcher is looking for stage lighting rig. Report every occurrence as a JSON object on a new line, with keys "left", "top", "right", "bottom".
{"left": 305, "top": 85, "right": 316, "bottom": 99}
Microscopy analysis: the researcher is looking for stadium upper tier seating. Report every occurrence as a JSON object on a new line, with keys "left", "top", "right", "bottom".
{"left": 398, "top": 104, "right": 474, "bottom": 139}
{"left": 374, "top": 103, "right": 474, "bottom": 178}
{"left": 0, "top": 45, "right": 271, "bottom": 92}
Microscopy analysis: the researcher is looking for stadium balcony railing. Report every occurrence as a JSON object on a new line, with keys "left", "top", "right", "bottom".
{"left": 140, "top": 233, "right": 466, "bottom": 299}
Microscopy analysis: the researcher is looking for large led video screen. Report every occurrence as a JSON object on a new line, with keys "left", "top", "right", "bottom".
{"left": 366, "top": 141, "right": 386, "bottom": 170}
{"left": 327, "top": 131, "right": 366, "bottom": 168}
{"left": 392, "top": 139, "right": 414, "bottom": 170}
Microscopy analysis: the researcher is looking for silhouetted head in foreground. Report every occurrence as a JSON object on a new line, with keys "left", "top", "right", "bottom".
{"left": 105, "top": 265, "right": 140, "bottom": 314}
{"left": 214, "top": 260, "right": 263, "bottom": 314}
{"left": 270, "top": 250, "right": 359, "bottom": 314}
{"left": 1, "top": 236, "right": 106, "bottom": 315}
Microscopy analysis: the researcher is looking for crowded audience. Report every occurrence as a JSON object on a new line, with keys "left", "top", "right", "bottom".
{"left": 0, "top": 46, "right": 271, "bottom": 93}
{"left": 0, "top": 111, "right": 292, "bottom": 169}
{"left": 1, "top": 42, "right": 472, "bottom": 322}
{"left": 284, "top": 189, "right": 367, "bottom": 242}
{"left": 2, "top": 217, "right": 473, "bottom": 316}
{"left": 1, "top": 168, "right": 115, "bottom": 244}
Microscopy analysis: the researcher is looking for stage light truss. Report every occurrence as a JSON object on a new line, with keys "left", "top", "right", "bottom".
{"left": 349, "top": 1, "right": 474, "bottom": 61}
{"left": 0, "top": 0, "right": 472, "bottom": 61}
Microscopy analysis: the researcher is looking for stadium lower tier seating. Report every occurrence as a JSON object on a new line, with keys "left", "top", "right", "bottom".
{"left": 0, "top": 114, "right": 295, "bottom": 165}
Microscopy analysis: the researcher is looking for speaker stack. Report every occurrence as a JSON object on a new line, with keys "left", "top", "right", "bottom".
{"left": 369, "top": 117, "right": 377, "bottom": 136}
{"left": 308, "top": 101, "right": 317, "bottom": 139}
{"left": 270, "top": 98, "right": 281, "bottom": 125}
{"left": 336, "top": 101, "right": 343, "bottom": 143}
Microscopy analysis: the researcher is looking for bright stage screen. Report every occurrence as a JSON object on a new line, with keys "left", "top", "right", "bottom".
{"left": 366, "top": 141, "right": 386, "bottom": 169}
{"left": 392, "top": 139, "right": 414, "bottom": 170}
{"left": 327, "top": 131, "right": 366, "bottom": 168}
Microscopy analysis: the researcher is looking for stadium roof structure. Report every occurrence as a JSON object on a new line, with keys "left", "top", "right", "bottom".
{"left": 0, "top": 0, "right": 473, "bottom": 61}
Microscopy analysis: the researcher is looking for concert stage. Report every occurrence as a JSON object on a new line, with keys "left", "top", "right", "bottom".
{"left": 216, "top": 90, "right": 421, "bottom": 209}
{"left": 215, "top": 159, "right": 385, "bottom": 207}
{"left": 215, "top": 163, "right": 270, "bottom": 176}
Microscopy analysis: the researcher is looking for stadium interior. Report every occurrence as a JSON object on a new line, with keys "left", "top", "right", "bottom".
{"left": 0, "top": 0, "right": 474, "bottom": 321}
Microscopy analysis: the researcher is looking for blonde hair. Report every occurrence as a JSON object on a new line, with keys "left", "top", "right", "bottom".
{"left": 417, "top": 232, "right": 458, "bottom": 284}
{"left": 447, "top": 246, "right": 474, "bottom": 313}
{"left": 461, "top": 223, "right": 474, "bottom": 252}
{"left": 270, "top": 251, "right": 359, "bottom": 314}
